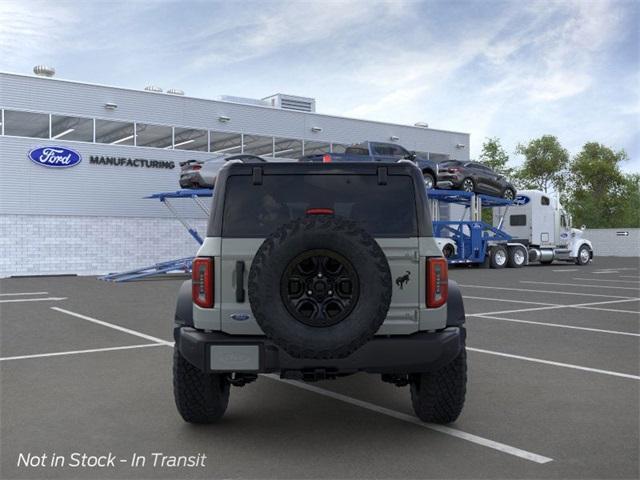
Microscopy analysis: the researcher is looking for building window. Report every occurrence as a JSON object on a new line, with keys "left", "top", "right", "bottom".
{"left": 95, "top": 119, "right": 135, "bottom": 145}
{"left": 136, "top": 123, "right": 173, "bottom": 149}
{"left": 173, "top": 127, "right": 208, "bottom": 151}
{"left": 210, "top": 131, "right": 243, "bottom": 154}
{"left": 303, "top": 141, "right": 330, "bottom": 156}
{"left": 429, "top": 153, "right": 450, "bottom": 162}
{"left": 51, "top": 114, "right": 93, "bottom": 142}
{"left": 3, "top": 110, "right": 49, "bottom": 138}
{"left": 273, "top": 137, "right": 303, "bottom": 159}
{"left": 243, "top": 134, "right": 274, "bottom": 157}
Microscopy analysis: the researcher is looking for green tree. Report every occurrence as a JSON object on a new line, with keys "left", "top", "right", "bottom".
{"left": 564, "top": 142, "right": 637, "bottom": 228}
{"left": 479, "top": 137, "right": 513, "bottom": 177}
{"left": 515, "top": 135, "right": 569, "bottom": 193}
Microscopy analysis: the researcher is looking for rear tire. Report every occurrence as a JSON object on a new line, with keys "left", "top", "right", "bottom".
{"left": 490, "top": 245, "right": 508, "bottom": 269}
{"left": 423, "top": 172, "right": 435, "bottom": 190}
{"left": 507, "top": 246, "right": 526, "bottom": 268}
{"left": 461, "top": 178, "right": 475, "bottom": 193}
{"left": 410, "top": 336, "right": 467, "bottom": 424}
{"left": 173, "top": 347, "right": 230, "bottom": 423}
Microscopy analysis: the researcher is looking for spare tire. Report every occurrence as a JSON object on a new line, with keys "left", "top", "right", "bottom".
{"left": 248, "top": 215, "right": 392, "bottom": 359}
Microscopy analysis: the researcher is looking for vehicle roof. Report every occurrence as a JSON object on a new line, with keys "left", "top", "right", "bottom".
{"left": 221, "top": 161, "right": 422, "bottom": 176}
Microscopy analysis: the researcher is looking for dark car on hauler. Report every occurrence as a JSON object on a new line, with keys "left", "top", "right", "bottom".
{"left": 436, "top": 160, "right": 517, "bottom": 199}
{"left": 299, "top": 141, "right": 440, "bottom": 190}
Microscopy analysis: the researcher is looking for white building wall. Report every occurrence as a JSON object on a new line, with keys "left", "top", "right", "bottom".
{"left": 0, "top": 215, "right": 207, "bottom": 277}
{"left": 585, "top": 228, "right": 640, "bottom": 258}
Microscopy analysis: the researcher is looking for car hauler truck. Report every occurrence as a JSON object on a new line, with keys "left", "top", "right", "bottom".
{"left": 493, "top": 190, "right": 593, "bottom": 266}
{"left": 429, "top": 189, "right": 593, "bottom": 267}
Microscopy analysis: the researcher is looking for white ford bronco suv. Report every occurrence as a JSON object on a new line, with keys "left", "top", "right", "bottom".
{"left": 173, "top": 162, "right": 467, "bottom": 424}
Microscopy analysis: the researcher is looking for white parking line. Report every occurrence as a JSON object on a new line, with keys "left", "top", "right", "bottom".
{"left": 0, "top": 291, "right": 49, "bottom": 296}
{"left": 0, "top": 343, "right": 164, "bottom": 362}
{"left": 573, "top": 278, "right": 640, "bottom": 284}
{"left": 552, "top": 269, "right": 579, "bottom": 272}
{"left": 467, "top": 347, "right": 640, "bottom": 380}
{"left": 265, "top": 374, "right": 553, "bottom": 464}
{"left": 0, "top": 297, "right": 67, "bottom": 304}
{"left": 458, "top": 284, "right": 635, "bottom": 299}
{"left": 464, "top": 296, "right": 556, "bottom": 307}
{"left": 620, "top": 275, "right": 640, "bottom": 279}
{"left": 470, "top": 298, "right": 640, "bottom": 317}
{"left": 469, "top": 314, "right": 640, "bottom": 337}
{"left": 521, "top": 281, "right": 640, "bottom": 291}
{"left": 51, "top": 307, "right": 174, "bottom": 346}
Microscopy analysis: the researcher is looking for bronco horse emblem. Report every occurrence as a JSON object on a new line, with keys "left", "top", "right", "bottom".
{"left": 395, "top": 270, "right": 411, "bottom": 289}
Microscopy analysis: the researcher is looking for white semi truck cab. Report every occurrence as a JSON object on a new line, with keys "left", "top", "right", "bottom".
{"left": 493, "top": 190, "right": 593, "bottom": 265}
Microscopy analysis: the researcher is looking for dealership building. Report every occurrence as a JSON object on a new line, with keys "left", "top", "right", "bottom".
{"left": 0, "top": 69, "right": 470, "bottom": 278}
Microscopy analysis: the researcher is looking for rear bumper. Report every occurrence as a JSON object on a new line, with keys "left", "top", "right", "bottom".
{"left": 437, "top": 173, "right": 463, "bottom": 188}
{"left": 175, "top": 327, "right": 465, "bottom": 375}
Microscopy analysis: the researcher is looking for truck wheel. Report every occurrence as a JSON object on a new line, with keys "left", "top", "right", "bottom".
{"left": 410, "top": 336, "right": 467, "bottom": 424}
{"left": 489, "top": 245, "right": 508, "bottom": 269}
{"left": 249, "top": 216, "right": 392, "bottom": 359}
{"left": 507, "top": 246, "right": 526, "bottom": 268}
{"left": 423, "top": 172, "right": 435, "bottom": 190}
{"left": 442, "top": 244, "right": 455, "bottom": 259}
{"left": 575, "top": 245, "right": 591, "bottom": 265}
{"left": 173, "top": 347, "right": 230, "bottom": 423}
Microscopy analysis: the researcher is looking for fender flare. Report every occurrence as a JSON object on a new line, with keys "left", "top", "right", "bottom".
{"left": 571, "top": 239, "right": 594, "bottom": 258}
{"left": 446, "top": 280, "right": 465, "bottom": 327}
{"left": 421, "top": 167, "right": 436, "bottom": 178}
{"left": 175, "top": 280, "right": 194, "bottom": 328}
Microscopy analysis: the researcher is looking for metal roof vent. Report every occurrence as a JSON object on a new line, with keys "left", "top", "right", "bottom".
{"left": 167, "top": 88, "right": 185, "bottom": 95}
{"left": 262, "top": 94, "right": 316, "bottom": 113}
{"left": 414, "top": 122, "right": 429, "bottom": 128}
{"left": 144, "top": 85, "right": 163, "bottom": 93}
{"left": 33, "top": 65, "right": 55, "bottom": 77}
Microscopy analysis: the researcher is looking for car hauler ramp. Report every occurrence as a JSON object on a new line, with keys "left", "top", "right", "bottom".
{"left": 99, "top": 189, "right": 212, "bottom": 282}
{"left": 429, "top": 189, "right": 519, "bottom": 267}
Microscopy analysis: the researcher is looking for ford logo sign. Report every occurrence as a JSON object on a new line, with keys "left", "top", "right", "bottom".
{"left": 513, "top": 195, "right": 530, "bottom": 206}
{"left": 28, "top": 146, "right": 82, "bottom": 168}
{"left": 230, "top": 313, "right": 250, "bottom": 321}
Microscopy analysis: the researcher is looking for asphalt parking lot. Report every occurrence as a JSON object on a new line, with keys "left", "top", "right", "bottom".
{"left": 1, "top": 257, "right": 638, "bottom": 479}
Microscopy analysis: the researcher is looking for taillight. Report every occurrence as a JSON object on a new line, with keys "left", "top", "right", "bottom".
{"left": 191, "top": 165, "right": 202, "bottom": 171}
{"left": 322, "top": 154, "right": 332, "bottom": 163}
{"left": 192, "top": 257, "right": 214, "bottom": 308}
{"left": 448, "top": 167, "right": 460, "bottom": 173}
{"left": 426, "top": 258, "right": 448, "bottom": 308}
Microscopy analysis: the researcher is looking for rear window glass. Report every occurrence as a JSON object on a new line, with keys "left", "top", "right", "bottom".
{"left": 222, "top": 174, "right": 417, "bottom": 237}
{"left": 344, "top": 146, "right": 369, "bottom": 156}
{"left": 510, "top": 214, "right": 527, "bottom": 226}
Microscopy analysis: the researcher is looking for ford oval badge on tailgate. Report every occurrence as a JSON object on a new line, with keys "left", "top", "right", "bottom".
{"left": 28, "top": 146, "right": 82, "bottom": 168}
{"left": 230, "top": 313, "right": 250, "bottom": 321}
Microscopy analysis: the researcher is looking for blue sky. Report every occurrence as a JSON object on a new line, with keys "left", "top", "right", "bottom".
{"left": 1, "top": 0, "right": 638, "bottom": 171}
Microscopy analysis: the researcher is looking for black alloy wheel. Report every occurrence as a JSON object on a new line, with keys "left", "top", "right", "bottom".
{"left": 281, "top": 249, "right": 359, "bottom": 328}
{"left": 503, "top": 188, "right": 515, "bottom": 200}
